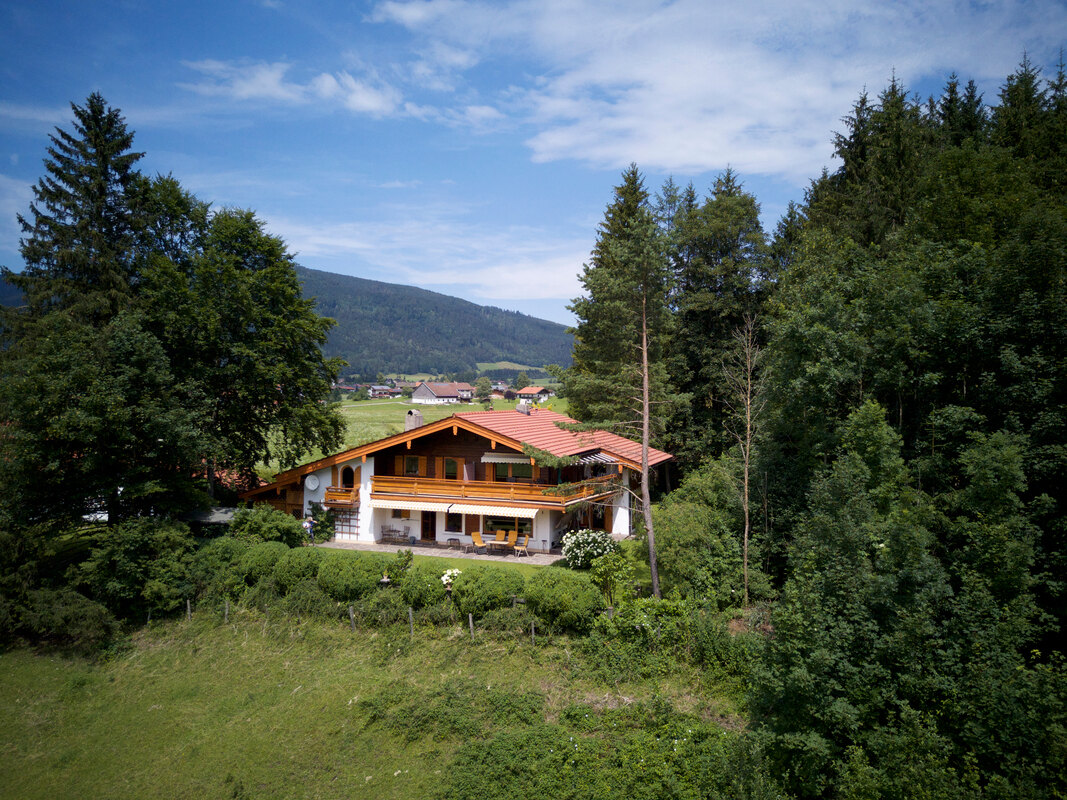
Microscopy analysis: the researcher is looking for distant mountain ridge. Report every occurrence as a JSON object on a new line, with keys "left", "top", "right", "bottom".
{"left": 295, "top": 266, "right": 572, "bottom": 377}
{"left": 1, "top": 267, "right": 574, "bottom": 377}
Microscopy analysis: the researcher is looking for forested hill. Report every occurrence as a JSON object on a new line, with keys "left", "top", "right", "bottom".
{"left": 295, "top": 266, "right": 572, "bottom": 376}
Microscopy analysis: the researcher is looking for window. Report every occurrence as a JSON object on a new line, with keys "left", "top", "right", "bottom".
{"left": 392, "top": 508, "right": 410, "bottom": 519}
{"left": 404, "top": 456, "right": 420, "bottom": 476}
{"left": 494, "top": 462, "right": 534, "bottom": 481}
{"left": 444, "top": 458, "right": 458, "bottom": 480}
{"left": 485, "top": 516, "right": 531, "bottom": 535}
{"left": 445, "top": 513, "right": 462, "bottom": 532}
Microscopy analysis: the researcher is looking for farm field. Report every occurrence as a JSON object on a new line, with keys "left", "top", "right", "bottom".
{"left": 0, "top": 611, "right": 746, "bottom": 800}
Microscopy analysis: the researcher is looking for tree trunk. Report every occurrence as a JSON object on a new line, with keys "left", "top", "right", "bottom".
{"left": 641, "top": 295, "right": 661, "bottom": 599}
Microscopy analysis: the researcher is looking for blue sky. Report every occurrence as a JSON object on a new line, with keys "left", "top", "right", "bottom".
{"left": 1, "top": 1, "right": 1064, "bottom": 325}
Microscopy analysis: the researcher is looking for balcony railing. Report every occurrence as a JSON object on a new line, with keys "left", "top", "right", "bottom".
{"left": 323, "top": 487, "right": 359, "bottom": 506}
{"left": 370, "top": 474, "right": 617, "bottom": 507}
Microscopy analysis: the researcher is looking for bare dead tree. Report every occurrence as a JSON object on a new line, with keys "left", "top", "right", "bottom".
{"left": 721, "top": 314, "right": 767, "bottom": 606}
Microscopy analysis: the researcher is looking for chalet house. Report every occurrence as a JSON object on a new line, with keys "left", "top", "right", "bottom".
{"left": 411, "top": 381, "right": 475, "bottom": 404}
{"left": 517, "top": 386, "right": 554, "bottom": 402}
{"left": 240, "top": 408, "right": 672, "bottom": 553}
{"left": 369, "top": 385, "right": 401, "bottom": 398}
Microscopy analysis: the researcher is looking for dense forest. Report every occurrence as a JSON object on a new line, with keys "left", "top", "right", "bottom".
{"left": 297, "top": 266, "right": 572, "bottom": 378}
{"left": 557, "top": 56, "right": 1066, "bottom": 797}
{"left": 2, "top": 56, "right": 1066, "bottom": 799}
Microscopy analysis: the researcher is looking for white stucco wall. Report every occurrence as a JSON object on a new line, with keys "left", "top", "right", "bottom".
{"left": 611, "top": 476, "right": 632, "bottom": 536}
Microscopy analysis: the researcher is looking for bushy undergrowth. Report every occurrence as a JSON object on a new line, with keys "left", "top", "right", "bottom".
{"left": 523, "top": 567, "right": 602, "bottom": 634}
{"left": 228, "top": 505, "right": 304, "bottom": 547}
{"left": 450, "top": 565, "right": 525, "bottom": 618}
{"left": 17, "top": 588, "right": 119, "bottom": 656}
{"left": 436, "top": 695, "right": 781, "bottom": 800}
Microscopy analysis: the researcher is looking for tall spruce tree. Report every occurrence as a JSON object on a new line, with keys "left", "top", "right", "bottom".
{"left": 4, "top": 93, "right": 142, "bottom": 327}
{"left": 558, "top": 164, "right": 673, "bottom": 597}
{"left": 667, "top": 169, "right": 768, "bottom": 467}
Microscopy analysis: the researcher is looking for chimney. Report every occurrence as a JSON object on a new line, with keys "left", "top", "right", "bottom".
{"left": 517, "top": 400, "right": 531, "bottom": 415}
{"left": 405, "top": 409, "right": 424, "bottom": 430}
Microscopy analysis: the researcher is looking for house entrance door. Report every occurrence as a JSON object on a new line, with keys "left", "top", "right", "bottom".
{"left": 421, "top": 511, "right": 436, "bottom": 542}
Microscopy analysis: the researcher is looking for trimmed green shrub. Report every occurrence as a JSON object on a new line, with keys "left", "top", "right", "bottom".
{"left": 450, "top": 565, "right": 524, "bottom": 619}
{"left": 316, "top": 552, "right": 390, "bottom": 602}
{"left": 524, "top": 567, "right": 602, "bottom": 634}
{"left": 561, "top": 528, "right": 618, "bottom": 569}
{"left": 399, "top": 562, "right": 449, "bottom": 608}
{"left": 240, "top": 541, "right": 290, "bottom": 586}
{"left": 189, "top": 536, "right": 249, "bottom": 602}
{"left": 272, "top": 547, "right": 326, "bottom": 593}
{"left": 229, "top": 505, "right": 304, "bottom": 547}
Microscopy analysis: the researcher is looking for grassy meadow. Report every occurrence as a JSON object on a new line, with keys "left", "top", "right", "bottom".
{"left": 1, "top": 608, "right": 747, "bottom": 799}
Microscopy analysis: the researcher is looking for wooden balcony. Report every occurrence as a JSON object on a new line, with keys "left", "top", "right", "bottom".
{"left": 323, "top": 487, "right": 359, "bottom": 507}
{"left": 370, "top": 474, "right": 617, "bottom": 508}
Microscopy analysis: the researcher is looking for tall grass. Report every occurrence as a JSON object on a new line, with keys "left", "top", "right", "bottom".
{"left": 0, "top": 608, "right": 757, "bottom": 799}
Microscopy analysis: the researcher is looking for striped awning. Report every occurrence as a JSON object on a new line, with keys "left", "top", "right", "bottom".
{"left": 367, "top": 498, "right": 540, "bottom": 518}
{"left": 480, "top": 453, "right": 530, "bottom": 464}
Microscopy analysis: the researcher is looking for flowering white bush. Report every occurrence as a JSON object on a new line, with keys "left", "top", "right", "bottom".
{"left": 561, "top": 529, "right": 618, "bottom": 569}
{"left": 441, "top": 568, "right": 462, "bottom": 587}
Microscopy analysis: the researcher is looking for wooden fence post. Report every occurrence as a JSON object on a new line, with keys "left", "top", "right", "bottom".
{"left": 469, "top": 613, "right": 475, "bottom": 641}
{"left": 348, "top": 605, "right": 356, "bottom": 631}
{"left": 531, "top": 621, "right": 535, "bottom": 646}
{"left": 224, "top": 598, "right": 229, "bottom": 624}
{"left": 186, "top": 598, "right": 191, "bottom": 621}
{"left": 408, "top": 607, "right": 414, "bottom": 639}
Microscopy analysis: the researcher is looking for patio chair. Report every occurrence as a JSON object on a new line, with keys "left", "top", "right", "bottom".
{"left": 514, "top": 534, "right": 530, "bottom": 557}
{"left": 470, "top": 531, "right": 488, "bottom": 554}
{"left": 504, "top": 529, "right": 519, "bottom": 551}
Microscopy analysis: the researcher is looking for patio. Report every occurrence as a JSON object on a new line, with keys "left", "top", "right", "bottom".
{"left": 316, "top": 537, "right": 562, "bottom": 566}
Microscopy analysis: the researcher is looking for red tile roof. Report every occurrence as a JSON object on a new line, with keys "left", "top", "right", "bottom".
{"left": 456, "top": 409, "right": 672, "bottom": 467}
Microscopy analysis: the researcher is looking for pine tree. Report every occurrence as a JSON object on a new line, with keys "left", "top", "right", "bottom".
{"left": 559, "top": 164, "right": 674, "bottom": 597}
{"left": 667, "top": 169, "right": 767, "bottom": 466}
{"left": 4, "top": 93, "right": 143, "bottom": 327}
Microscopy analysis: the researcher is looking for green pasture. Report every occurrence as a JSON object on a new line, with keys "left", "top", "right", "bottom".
{"left": 1, "top": 610, "right": 742, "bottom": 800}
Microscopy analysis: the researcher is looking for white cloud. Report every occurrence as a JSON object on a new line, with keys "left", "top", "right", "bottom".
{"left": 183, "top": 60, "right": 307, "bottom": 102}
{"left": 181, "top": 60, "right": 408, "bottom": 118}
{"left": 369, "top": 0, "right": 1067, "bottom": 179}
{"left": 0, "top": 173, "right": 33, "bottom": 261}
{"left": 268, "top": 210, "right": 587, "bottom": 304}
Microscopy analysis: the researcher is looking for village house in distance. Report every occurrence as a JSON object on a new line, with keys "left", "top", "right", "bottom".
{"left": 241, "top": 408, "right": 672, "bottom": 553}
{"left": 410, "top": 381, "right": 474, "bottom": 404}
